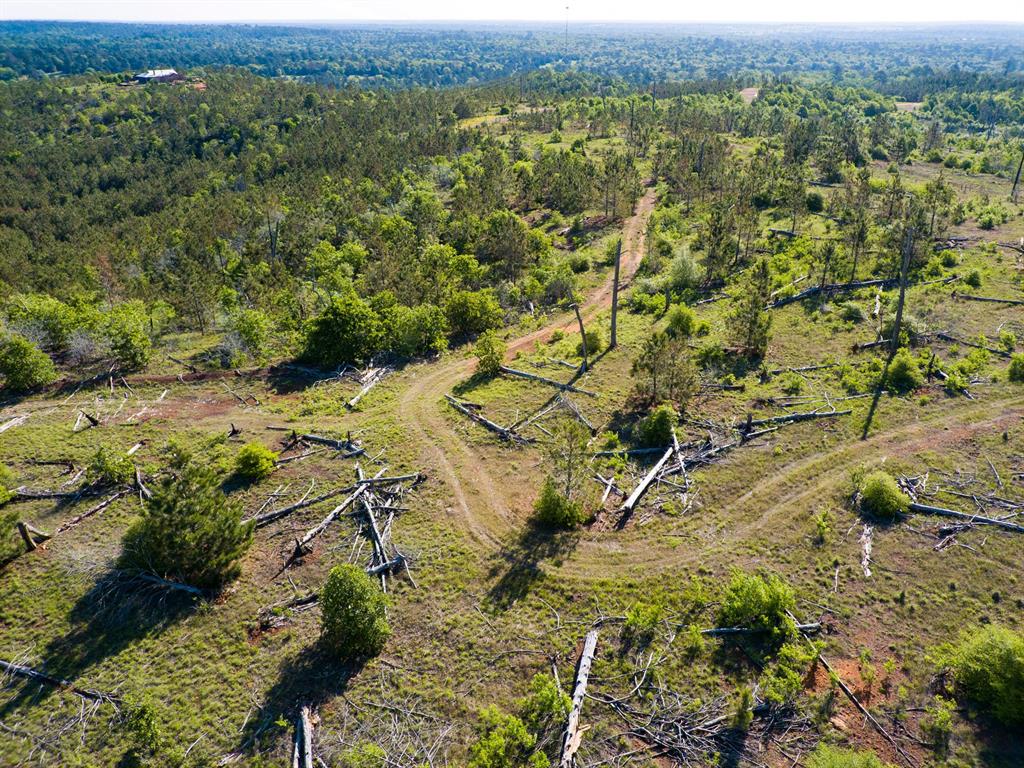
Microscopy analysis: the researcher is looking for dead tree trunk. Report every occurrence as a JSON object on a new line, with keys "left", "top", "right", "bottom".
{"left": 621, "top": 445, "right": 674, "bottom": 512}
{"left": 1011, "top": 146, "right": 1023, "bottom": 203}
{"left": 290, "top": 469, "right": 385, "bottom": 561}
{"left": 292, "top": 705, "right": 314, "bottom": 768}
{"left": 908, "top": 502, "right": 1024, "bottom": 533}
{"left": 17, "top": 522, "right": 51, "bottom": 551}
{"left": 572, "top": 303, "right": 588, "bottom": 372}
{"left": 559, "top": 629, "right": 599, "bottom": 768}
{"left": 499, "top": 366, "right": 596, "bottom": 396}
{"left": 889, "top": 226, "right": 914, "bottom": 357}
{"left": 0, "top": 659, "right": 117, "bottom": 704}
{"left": 610, "top": 239, "right": 622, "bottom": 349}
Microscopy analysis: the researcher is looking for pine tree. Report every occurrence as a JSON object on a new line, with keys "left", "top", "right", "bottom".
{"left": 119, "top": 451, "right": 253, "bottom": 590}
{"left": 726, "top": 258, "right": 773, "bottom": 357}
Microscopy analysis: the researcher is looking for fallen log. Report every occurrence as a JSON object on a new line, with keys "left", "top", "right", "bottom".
{"left": 131, "top": 571, "right": 205, "bottom": 597}
{"left": 445, "top": 394, "right": 532, "bottom": 444}
{"left": 55, "top": 489, "right": 131, "bottom": 535}
{"left": 0, "top": 659, "right": 118, "bottom": 704}
{"left": 559, "top": 629, "right": 599, "bottom": 768}
{"left": 499, "top": 366, "right": 596, "bottom": 396}
{"left": 289, "top": 469, "right": 386, "bottom": 562}
{"left": 346, "top": 369, "right": 389, "bottom": 410}
{"left": 951, "top": 291, "right": 1024, "bottom": 307}
{"left": 769, "top": 278, "right": 896, "bottom": 309}
{"left": 701, "top": 622, "right": 820, "bottom": 636}
{"left": 908, "top": 502, "right": 1024, "bottom": 533}
{"left": 745, "top": 409, "right": 851, "bottom": 428}
{"left": 292, "top": 705, "right": 314, "bottom": 768}
{"left": 294, "top": 432, "right": 366, "bottom": 456}
{"left": 246, "top": 486, "right": 352, "bottom": 528}
{"left": 935, "top": 332, "right": 1012, "bottom": 359}
{"left": 621, "top": 445, "right": 674, "bottom": 512}
{"left": 0, "top": 414, "right": 28, "bottom": 434}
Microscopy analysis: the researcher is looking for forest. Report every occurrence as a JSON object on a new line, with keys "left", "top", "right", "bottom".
{"left": 1, "top": 20, "right": 1024, "bottom": 768}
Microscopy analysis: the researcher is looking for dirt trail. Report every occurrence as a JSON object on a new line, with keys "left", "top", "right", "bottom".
{"left": 397, "top": 188, "right": 656, "bottom": 548}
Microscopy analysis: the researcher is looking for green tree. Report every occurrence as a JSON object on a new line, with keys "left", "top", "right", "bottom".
{"left": 631, "top": 331, "right": 697, "bottom": 406}
{"left": 637, "top": 403, "right": 678, "bottom": 447}
{"left": 726, "top": 258, "right": 772, "bottom": 357}
{"left": 382, "top": 303, "right": 449, "bottom": 358}
{"left": 302, "top": 291, "right": 383, "bottom": 367}
{"left": 474, "top": 330, "right": 506, "bottom": 378}
{"left": 718, "top": 570, "right": 797, "bottom": 647}
{"left": 445, "top": 290, "right": 503, "bottom": 338}
{"left": 119, "top": 451, "right": 253, "bottom": 590}
{"left": 229, "top": 308, "right": 272, "bottom": 362}
{"left": 320, "top": 563, "right": 390, "bottom": 660}
{"left": 0, "top": 333, "right": 57, "bottom": 392}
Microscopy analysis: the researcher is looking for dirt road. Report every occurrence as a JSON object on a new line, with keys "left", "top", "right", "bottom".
{"left": 397, "top": 187, "right": 657, "bottom": 548}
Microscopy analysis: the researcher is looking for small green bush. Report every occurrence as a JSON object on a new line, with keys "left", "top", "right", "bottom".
{"left": 805, "top": 744, "right": 894, "bottom": 768}
{"left": 636, "top": 404, "right": 678, "bottom": 448}
{"left": 88, "top": 447, "right": 135, "bottom": 487}
{"left": 233, "top": 442, "right": 278, "bottom": 481}
{"left": 839, "top": 302, "right": 865, "bottom": 323}
{"left": 760, "top": 641, "right": 818, "bottom": 704}
{"left": 533, "top": 476, "right": 584, "bottom": 529}
{"left": 229, "top": 308, "right": 272, "bottom": 361}
{"left": 568, "top": 254, "right": 590, "bottom": 273}
{"left": 933, "top": 624, "right": 1024, "bottom": 726}
{"left": 0, "top": 334, "right": 57, "bottom": 392}
{"left": 885, "top": 349, "right": 923, "bottom": 393}
{"left": 320, "top": 563, "right": 390, "bottom": 660}
{"left": 474, "top": 330, "right": 506, "bottom": 378}
{"left": 920, "top": 695, "right": 955, "bottom": 755}
{"left": 964, "top": 269, "right": 982, "bottom": 288}
{"left": 780, "top": 372, "right": 804, "bottom": 395}
{"left": 104, "top": 301, "right": 152, "bottom": 370}
{"left": 624, "top": 600, "right": 665, "bottom": 643}
{"left": 718, "top": 571, "right": 796, "bottom": 647}
{"left": 1008, "top": 353, "right": 1024, "bottom": 383}
{"left": 732, "top": 686, "right": 754, "bottom": 730}
{"left": 666, "top": 305, "right": 697, "bottom": 338}
{"left": 858, "top": 471, "right": 909, "bottom": 520}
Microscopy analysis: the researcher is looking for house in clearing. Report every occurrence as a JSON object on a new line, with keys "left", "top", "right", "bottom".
{"left": 134, "top": 69, "right": 183, "bottom": 84}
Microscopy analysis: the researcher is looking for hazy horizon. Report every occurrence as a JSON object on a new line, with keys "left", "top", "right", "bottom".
{"left": 3, "top": 0, "right": 1023, "bottom": 24}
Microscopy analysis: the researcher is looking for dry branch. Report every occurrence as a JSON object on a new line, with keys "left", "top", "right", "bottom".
{"left": 499, "top": 365, "right": 596, "bottom": 396}
{"left": 445, "top": 394, "right": 532, "bottom": 444}
{"left": 0, "top": 659, "right": 118, "bottom": 704}
{"left": 908, "top": 502, "right": 1024, "bottom": 533}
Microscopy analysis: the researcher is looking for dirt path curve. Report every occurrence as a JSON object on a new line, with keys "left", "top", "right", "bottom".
{"left": 562, "top": 393, "right": 1024, "bottom": 578}
{"left": 397, "top": 188, "right": 657, "bottom": 548}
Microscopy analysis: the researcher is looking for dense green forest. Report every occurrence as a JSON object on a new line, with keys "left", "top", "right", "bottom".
{"left": 1, "top": 21, "right": 1024, "bottom": 768}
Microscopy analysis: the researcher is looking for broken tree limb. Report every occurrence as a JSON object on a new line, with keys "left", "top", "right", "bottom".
{"left": 0, "top": 659, "right": 118, "bottom": 704}
{"left": 559, "top": 629, "right": 599, "bottom": 768}
{"left": 293, "top": 432, "right": 366, "bottom": 455}
{"left": 908, "top": 502, "right": 1024, "bottom": 533}
{"left": 621, "top": 445, "right": 674, "bottom": 512}
{"left": 444, "top": 394, "right": 532, "bottom": 444}
{"left": 130, "top": 571, "right": 205, "bottom": 597}
{"left": 55, "top": 489, "right": 132, "bottom": 535}
{"left": 17, "top": 521, "right": 51, "bottom": 551}
{"left": 499, "top": 366, "right": 596, "bottom": 396}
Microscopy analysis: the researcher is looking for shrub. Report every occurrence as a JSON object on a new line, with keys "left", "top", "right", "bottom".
{"left": 760, "top": 641, "right": 818, "bottom": 704}
{"left": 885, "top": 349, "right": 923, "bottom": 393}
{"left": 104, "top": 301, "right": 152, "bottom": 370}
{"left": 999, "top": 330, "right": 1017, "bottom": 353}
{"left": 568, "top": 254, "right": 590, "bottom": 273}
{"left": 88, "top": 447, "right": 135, "bottom": 487}
{"left": 468, "top": 708, "right": 546, "bottom": 768}
{"left": 320, "top": 563, "right": 391, "bottom": 660}
{"left": 444, "top": 289, "right": 503, "bottom": 338}
{"left": 302, "top": 292, "right": 384, "bottom": 367}
{"left": 474, "top": 330, "right": 506, "bottom": 377}
{"left": 718, "top": 571, "right": 796, "bottom": 646}
{"left": 780, "top": 372, "right": 804, "bottom": 395}
{"left": 229, "top": 308, "right": 272, "bottom": 361}
{"left": 732, "top": 686, "right": 754, "bottom": 730}
{"left": 805, "top": 744, "right": 894, "bottom": 768}
{"left": 233, "top": 442, "right": 277, "bottom": 481}
{"left": 839, "top": 302, "right": 865, "bottom": 323}
{"left": 920, "top": 695, "right": 955, "bottom": 755}
{"left": 533, "top": 476, "right": 584, "bottom": 529}
{"left": 636, "top": 404, "right": 678, "bottom": 448}
{"left": 666, "top": 305, "right": 697, "bottom": 338}
{"left": 118, "top": 451, "right": 253, "bottom": 590}
{"left": 1009, "top": 353, "right": 1024, "bottom": 383}
{"left": 624, "top": 600, "right": 665, "bottom": 644}
{"left": 668, "top": 251, "right": 701, "bottom": 291}
{"left": 858, "top": 471, "right": 909, "bottom": 520}
{"left": 805, "top": 190, "right": 825, "bottom": 213}
{"left": 933, "top": 624, "right": 1024, "bottom": 726}
{"left": 964, "top": 269, "right": 982, "bottom": 288}
{"left": 0, "top": 333, "right": 57, "bottom": 392}
{"left": 383, "top": 303, "right": 449, "bottom": 358}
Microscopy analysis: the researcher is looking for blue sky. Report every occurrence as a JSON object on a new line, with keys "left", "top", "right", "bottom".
{"left": 3, "top": 0, "right": 1023, "bottom": 23}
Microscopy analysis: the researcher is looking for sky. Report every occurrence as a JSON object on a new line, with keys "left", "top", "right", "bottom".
{"left": 2, "top": 0, "right": 1023, "bottom": 24}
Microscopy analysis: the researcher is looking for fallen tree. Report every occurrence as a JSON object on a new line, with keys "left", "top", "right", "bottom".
{"left": 559, "top": 630, "right": 599, "bottom": 768}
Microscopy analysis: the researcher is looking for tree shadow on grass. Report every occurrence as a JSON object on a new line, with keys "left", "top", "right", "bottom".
{"left": 236, "top": 642, "right": 365, "bottom": 758}
{"left": 0, "top": 571, "right": 198, "bottom": 719}
{"left": 484, "top": 522, "right": 580, "bottom": 610}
